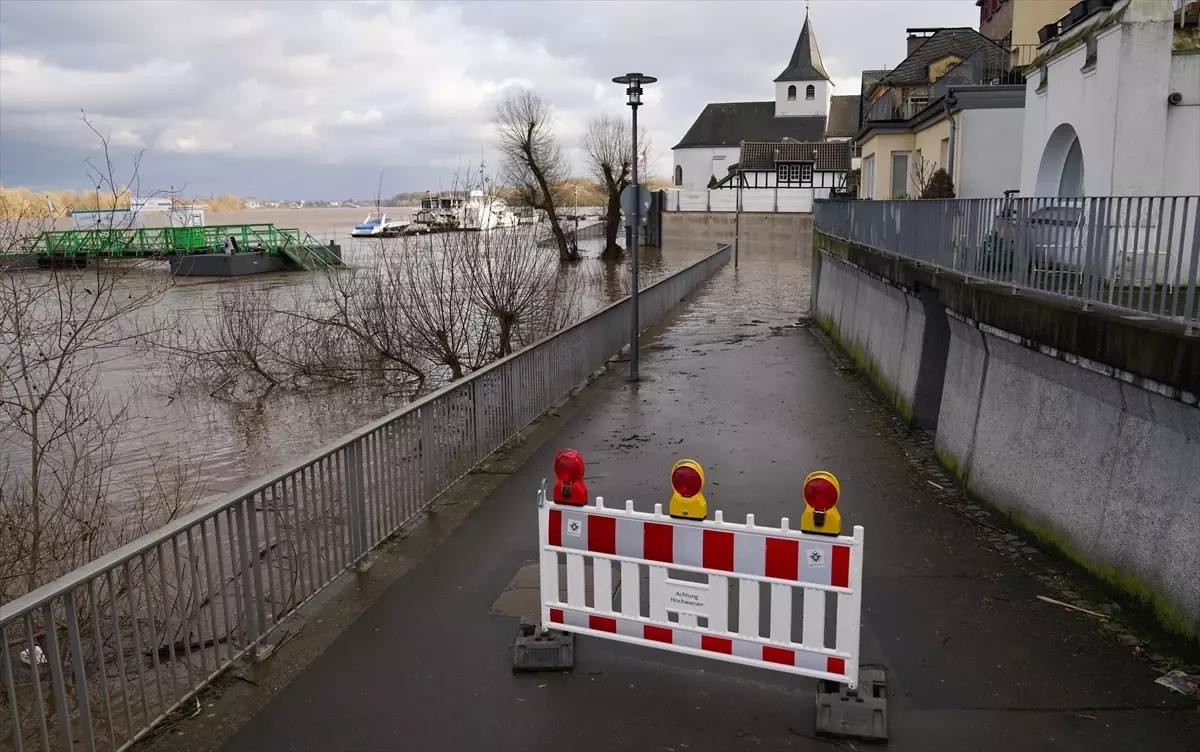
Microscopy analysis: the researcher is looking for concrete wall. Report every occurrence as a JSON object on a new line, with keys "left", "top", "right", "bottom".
{"left": 936, "top": 315, "right": 1200, "bottom": 635}
{"left": 662, "top": 212, "right": 812, "bottom": 254}
{"left": 812, "top": 230, "right": 1200, "bottom": 640}
{"left": 957, "top": 108, "right": 1024, "bottom": 198}
{"left": 812, "top": 251, "right": 947, "bottom": 426}
{"left": 1164, "top": 51, "right": 1200, "bottom": 196}
{"left": 673, "top": 146, "right": 740, "bottom": 190}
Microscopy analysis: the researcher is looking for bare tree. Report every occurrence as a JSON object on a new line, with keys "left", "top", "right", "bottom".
{"left": 580, "top": 114, "right": 650, "bottom": 260}
{"left": 493, "top": 89, "right": 575, "bottom": 261}
{"left": 0, "top": 114, "right": 202, "bottom": 602}
{"left": 909, "top": 153, "right": 938, "bottom": 199}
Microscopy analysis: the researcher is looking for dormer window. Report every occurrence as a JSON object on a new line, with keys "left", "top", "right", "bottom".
{"left": 806, "top": 85, "right": 815, "bottom": 100}
{"left": 777, "top": 162, "right": 815, "bottom": 185}
{"left": 787, "top": 85, "right": 797, "bottom": 101}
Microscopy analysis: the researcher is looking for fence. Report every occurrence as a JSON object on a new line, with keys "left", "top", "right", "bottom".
{"left": 813, "top": 196, "right": 1200, "bottom": 329}
{"left": 538, "top": 487, "right": 866, "bottom": 688}
{"left": 0, "top": 245, "right": 731, "bottom": 752}
{"left": 664, "top": 188, "right": 828, "bottom": 214}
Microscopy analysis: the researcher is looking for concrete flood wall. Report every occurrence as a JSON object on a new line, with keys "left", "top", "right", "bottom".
{"left": 812, "top": 233, "right": 1200, "bottom": 641}
{"left": 662, "top": 212, "right": 812, "bottom": 254}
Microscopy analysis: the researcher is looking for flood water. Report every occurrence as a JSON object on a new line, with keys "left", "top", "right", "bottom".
{"left": 2, "top": 209, "right": 727, "bottom": 510}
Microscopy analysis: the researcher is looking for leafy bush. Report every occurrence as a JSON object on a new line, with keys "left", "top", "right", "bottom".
{"left": 922, "top": 168, "right": 956, "bottom": 199}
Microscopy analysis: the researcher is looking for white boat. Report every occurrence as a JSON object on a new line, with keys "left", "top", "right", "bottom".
{"left": 350, "top": 213, "right": 410, "bottom": 237}
{"left": 461, "top": 190, "right": 518, "bottom": 231}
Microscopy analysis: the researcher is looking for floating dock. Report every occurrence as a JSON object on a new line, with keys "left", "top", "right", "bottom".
{"left": 3, "top": 223, "right": 343, "bottom": 276}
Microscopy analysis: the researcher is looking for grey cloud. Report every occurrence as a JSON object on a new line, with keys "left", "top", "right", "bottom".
{"left": 1, "top": 0, "right": 978, "bottom": 198}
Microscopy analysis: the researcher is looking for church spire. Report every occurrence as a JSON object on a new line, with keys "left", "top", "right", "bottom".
{"left": 774, "top": 8, "right": 830, "bottom": 82}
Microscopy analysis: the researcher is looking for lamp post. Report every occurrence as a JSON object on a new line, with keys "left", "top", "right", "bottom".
{"left": 613, "top": 72, "right": 656, "bottom": 381}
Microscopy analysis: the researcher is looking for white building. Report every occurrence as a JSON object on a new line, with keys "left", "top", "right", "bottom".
{"left": 1020, "top": 0, "right": 1200, "bottom": 197}
{"left": 671, "top": 10, "right": 860, "bottom": 190}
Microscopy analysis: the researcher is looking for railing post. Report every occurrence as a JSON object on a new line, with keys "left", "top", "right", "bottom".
{"left": 64, "top": 595, "right": 96, "bottom": 751}
{"left": 346, "top": 440, "right": 370, "bottom": 570}
{"left": 420, "top": 406, "right": 437, "bottom": 503}
{"left": 472, "top": 378, "right": 488, "bottom": 462}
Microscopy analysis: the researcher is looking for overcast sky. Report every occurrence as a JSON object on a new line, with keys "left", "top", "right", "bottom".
{"left": 0, "top": 0, "right": 978, "bottom": 200}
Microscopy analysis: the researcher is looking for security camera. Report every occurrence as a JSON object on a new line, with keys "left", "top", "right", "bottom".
{"left": 1168, "top": 92, "right": 1183, "bottom": 106}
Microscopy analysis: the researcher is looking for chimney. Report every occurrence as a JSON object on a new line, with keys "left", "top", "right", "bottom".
{"left": 905, "top": 27, "right": 940, "bottom": 56}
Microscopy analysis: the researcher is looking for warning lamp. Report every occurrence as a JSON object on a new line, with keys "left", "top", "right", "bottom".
{"left": 668, "top": 459, "right": 707, "bottom": 520}
{"left": 800, "top": 470, "right": 841, "bottom": 535}
{"left": 552, "top": 449, "right": 588, "bottom": 506}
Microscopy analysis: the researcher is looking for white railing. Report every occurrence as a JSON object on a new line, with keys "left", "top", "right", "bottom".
{"left": 664, "top": 188, "right": 829, "bottom": 213}
{"left": 538, "top": 485, "right": 866, "bottom": 688}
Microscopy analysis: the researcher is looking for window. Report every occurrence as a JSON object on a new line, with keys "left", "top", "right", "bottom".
{"left": 805, "top": 85, "right": 815, "bottom": 100}
{"left": 674, "top": 165, "right": 682, "bottom": 186}
{"left": 776, "top": 163, "right": 814, "bottom": 184}
{"left": 905, "top": 95, "right": 929, "bottom": 118}
{"left": 940, "top": 138, "right": 950, "bottom": 171}
{"left": 890, "top": 151, "right": 911, "bottom": 198}
{"left": 863, "top": 155, "right": 876, "bottom": 199}
{"left": 787, "top": 85, "right": 797, "bottom": 101}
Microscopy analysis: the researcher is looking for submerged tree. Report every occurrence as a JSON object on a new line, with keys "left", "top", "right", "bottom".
{"left": 493, "top": 89, "right": 575, "bottom": 262}
{"left": 580, "top": 114, "right": 650, "bottom": 260}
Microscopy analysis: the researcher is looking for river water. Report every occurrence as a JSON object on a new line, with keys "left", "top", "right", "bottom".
{"left": 2, "top": 209, "right": 724, "bottom": 511}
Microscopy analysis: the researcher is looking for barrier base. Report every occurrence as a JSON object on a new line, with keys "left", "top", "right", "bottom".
{"left": 512, "top": 619, "right": 575, "bottom": 673}
{"left": 814, "top": 666, "right": 888, "bottom": 742}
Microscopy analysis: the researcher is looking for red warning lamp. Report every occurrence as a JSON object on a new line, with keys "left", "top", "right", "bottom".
{"left": 552, "top": 449, "right": 588, "bottom": 506}
{"left": 671, "top": 464, "right": 703, "bottom": 498}
{"left": 803, "top": 474, "right": 840, "bottom": 512}
{"left": 800, "top": 470, "right": 842, "bottom": 535}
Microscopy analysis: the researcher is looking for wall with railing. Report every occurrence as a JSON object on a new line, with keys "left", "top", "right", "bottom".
{"left": 0, "top": 245, "right": 731, "bottom": 752}
{"left": 663, "top": 188, "right": 829, "bottom": 214}
{"left": 814, "top": 196, "right": 1200, "bottom": 329}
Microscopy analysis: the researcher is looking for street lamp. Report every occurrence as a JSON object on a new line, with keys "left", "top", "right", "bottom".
{"left": 613, "top": 72, "right": 656, "bottom": 381}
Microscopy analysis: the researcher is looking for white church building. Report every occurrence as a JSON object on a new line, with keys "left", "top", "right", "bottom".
{"left": 671, "top": 10, "right": 859, "bottom": 190}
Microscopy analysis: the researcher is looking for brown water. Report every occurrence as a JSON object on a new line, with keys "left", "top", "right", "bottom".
{"left": 4, "top": 207, "right": 812, "bottom": 528}
{"left": 2, "top": 210, "right": 725, "bottom": 507}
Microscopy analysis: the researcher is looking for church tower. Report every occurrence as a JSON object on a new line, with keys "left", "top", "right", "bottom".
{"left": 774, "top": 8, "right": 831, "bottom": 118}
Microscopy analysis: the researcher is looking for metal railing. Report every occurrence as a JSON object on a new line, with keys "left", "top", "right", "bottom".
{"left": 814, "top": 197, "right": 1200, "bottom": 330}
{"left": 0, "top": 244, "right": 731, "bottom": 752}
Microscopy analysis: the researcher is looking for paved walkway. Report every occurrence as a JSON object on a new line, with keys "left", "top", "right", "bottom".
{"left": 207, "top": 248, "right": 1194, "bottom": 751}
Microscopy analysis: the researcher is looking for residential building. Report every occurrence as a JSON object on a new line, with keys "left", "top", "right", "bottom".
{"left": 672, "top": 8, "right": 852, "bottom": 189}
{"left": 716, "top": 141, "right": 852, "bottom": 189}
{"left": 856, "top": 27, "right": 1026, "bottom": 199}
{"left": 977, "top": 0, "right": 1076, "bottom": 51}
{"left": 1020, "top": 0, "right": 1200, "bottom": 197}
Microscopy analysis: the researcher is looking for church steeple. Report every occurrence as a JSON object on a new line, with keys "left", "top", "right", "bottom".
{"left": 774, "top": 9, "right": 830, "bottom": 82}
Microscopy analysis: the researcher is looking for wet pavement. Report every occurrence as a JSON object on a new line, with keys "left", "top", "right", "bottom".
{"left": 154, "top": 245, "right": 1195, "bottom": 751}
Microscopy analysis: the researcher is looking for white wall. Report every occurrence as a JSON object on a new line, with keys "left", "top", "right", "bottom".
{"left": 958, "top": 108, "right": 1025, "bottom": 198}
{"left": 1020, "top": 2, "right": 1180, "bottom": 197}
{"left": 672, "top": 146, "right": 741, "bottom": 190}
{"left": 1164, "top": 52, "right": 1200, "bottom": 197}
{"left": 775, "top": 80, "right": 830, "bottom": 118}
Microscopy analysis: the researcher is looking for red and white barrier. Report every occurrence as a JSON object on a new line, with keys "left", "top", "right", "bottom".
{"left": 538, "top": 483, "right": 866, "bottom": 688}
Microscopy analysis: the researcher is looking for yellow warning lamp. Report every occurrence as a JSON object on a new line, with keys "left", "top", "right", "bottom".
{"left": 668, "top": 460, "right": 707, "bottom": 520}
{"left": 800, "top": 470, "right": 842, "bottom": 535}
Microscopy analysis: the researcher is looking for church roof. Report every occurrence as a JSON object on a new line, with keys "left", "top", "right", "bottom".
{"left": 825, "top": 95, "right": 861, "bottom": 139}
{"left": 673, "top": 102, "right": 827, "bottom": 149}
{"left": 741, "top": 141, "right": 852, "bottom": 172}
{"left": 775, "top": 14, "right": 830, "bottom": 82}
